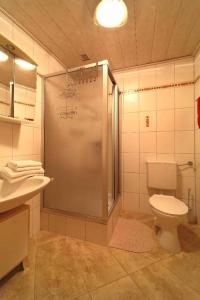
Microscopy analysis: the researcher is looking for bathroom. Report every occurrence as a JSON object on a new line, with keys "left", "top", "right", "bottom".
{"left": 0, "top": 0, "right": 200, "bottom": 299}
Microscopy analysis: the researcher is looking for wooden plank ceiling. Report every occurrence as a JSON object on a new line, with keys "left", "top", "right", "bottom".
{"left": 0, "top": 0, "right": 200, "bottom": 70}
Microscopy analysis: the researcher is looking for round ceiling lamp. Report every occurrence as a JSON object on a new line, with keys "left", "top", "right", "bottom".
{"left": 94, "top": 0, "right": 128, "bottom": 28}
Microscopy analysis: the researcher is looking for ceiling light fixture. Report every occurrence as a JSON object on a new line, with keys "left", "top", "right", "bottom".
{"left": 94, "top": 0, "right": 128, "bottom": 28}
{"left": 15, "top": 58, "right": 36, "bottom": 70}
{"left": 0, "top": 50, "right": 9, "bottom": 62}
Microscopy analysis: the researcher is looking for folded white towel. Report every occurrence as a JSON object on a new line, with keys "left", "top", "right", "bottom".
{"left": 1, "top": 167, "right": 44, "bottom": 179}
{"left": 1, "top": 173, "right": 44, "bottom": 184}
{"left": 8, "top": 160, "right": 42, "bottom": 170}
{"left": 8, "top": 165, "right": 42, "bottom": 172}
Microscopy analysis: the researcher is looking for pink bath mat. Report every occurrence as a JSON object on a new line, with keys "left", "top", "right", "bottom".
{"left": 109, "top": 217, "right": 155, "bottom": 253}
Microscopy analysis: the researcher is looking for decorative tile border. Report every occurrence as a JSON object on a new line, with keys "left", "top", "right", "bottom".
{"left": 195, "top": 75, "right": 200, "bottom": 84}
{"left": 0, "top": 100, "right": 9, "bottom": 106}
{"left": 123, "top": 80, "right": 195, "bottom": 94}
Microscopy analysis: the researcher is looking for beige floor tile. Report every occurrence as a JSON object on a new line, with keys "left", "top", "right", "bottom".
{"left": 131, "top": 262, "right": 200, "bottom": 300}
{"left": 34, "top": 238, "right": 87, "bottom": 299}
{"left": 161, "top": 252, "right": 200, "bottom": 294}
{"left": 110, "top": 248, "right": 154, "bottom": 273}
{"left": 2, "top": 224, "right": 200, "bottom": 300}
{"left": 23, "top": 238, "right": 37, "bottom": 269}
{"left": 33, "top": 230, "right": 63, "bottom": 245}
{"left": 145, "top": 244, "right": 173, "bottom": 262}
{"left": 34, "top": 236, "right": 126, "bottom": 297}
{"left": 0, "top": 239, "right": 36, "bottom": 300}
{"left": 76, "top": 240, "right": 126, "bottom": 290}
{"left": 110, "top": 242, "right": 171, "bottom": 274}
{"left": 177, "top": 224, "right": 200, "bottom": 253}
{"left": 90, "top": 276, "right": 145, "bottom": 300}
{"left": 73, "top": 293, "right": 91, "bottom": 300}
{"left": 0, "top": 268, "right": 35, "bottom": 300}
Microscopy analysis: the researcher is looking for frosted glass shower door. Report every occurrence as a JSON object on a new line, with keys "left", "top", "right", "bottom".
{"left": 107, "top": 78, "right": 119, "bottom": 213}
{"left": 44, "top": 67, "right": 104, "bottom": 218}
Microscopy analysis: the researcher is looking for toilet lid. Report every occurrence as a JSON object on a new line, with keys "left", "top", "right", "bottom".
{"left": 149, "top": 194, "right": 188, "bottom": 216}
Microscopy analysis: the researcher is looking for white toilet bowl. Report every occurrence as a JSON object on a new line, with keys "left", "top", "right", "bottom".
{"left": 149, "top": 194, "right": 188, "bottom": 253}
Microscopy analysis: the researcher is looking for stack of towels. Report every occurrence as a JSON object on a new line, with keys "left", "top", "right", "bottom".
{"left": 0, "top": 160, "right": 44, "bottom": 183}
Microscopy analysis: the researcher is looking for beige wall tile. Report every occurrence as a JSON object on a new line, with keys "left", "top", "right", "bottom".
{"left": 123, "top": 192, "right": 140, "bottom": 213}
{"left": 123, "top": 93, "right": 139, "bottom": 113}
{"left": 139, "top": 194, "right": 152, "bottom": 214}
{"left": 139, "top": 66, "right": 156, "bottom": 88}
{"left": 33, "top": 43, "right": 49, "bottom": 75}
{"left": 157, "top": 110, "right": 174, "bottom": 131}
{"left": 13, "top": 25, "right": 34, "bottom": 57}
{"left": 124, "top": 173, "right": 139, "bottom": 193}
{"left": 49, "top": 213, "right": 66, "bottom": 235}
{"left": 0, "top": 122, "right": 12, "bottom": 157}
{"left": 139, "top": 90, "right": 156, "bottom": 111}
{"left": 175, "top": 58, "right": 194, "bottom": 83}
{"left": 140, "top": 132, "right": 156, "bottom": 153}
{"left": 123, "top": 71, "right": 139, "bottom": 90}
{"left": 175, "top": 131, "right": 194, "bottom": 153}
{"left": 175, "top": 86, "right": 194, "bottom": 108}
{"left": 33, "top": 127, "right": 41, "bottom": 155}
{"left": 175, "top": 108, "right": 194, "bottom": 131}
{"left": 157, "top": 131, "right": 175, "bottom": 153}
{"left": 66, "top": 217, "right": 86, "bottom": 240}
{"left": 13, "top": 125, "right": 33, "bottom": 156}
{"left": 123, "top": 153, "right": 139, "bottom": 173}
{"left": 123, "top": 112, "right": 139, "bottom": 132}
{"left": 123, "top": 132, "right": 139, "bottom": 153}
{"left": 0, "top": 11, "right": 13, "bottom": 40}
{"left": 157, "top": 87, "right": 174, "bottom": 110}
{"left": 48, "top": 55, "right": 65, "bottom": 73}
{"left": 156, "top": 62, "right": 174, "bottom": 85}
{"left": 85, "top": 221, "right": 108, "bottom": 246}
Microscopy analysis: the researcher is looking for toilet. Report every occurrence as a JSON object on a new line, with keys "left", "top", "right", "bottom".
{"left": 147, "top": 161, "right": 188, "bottom": 253}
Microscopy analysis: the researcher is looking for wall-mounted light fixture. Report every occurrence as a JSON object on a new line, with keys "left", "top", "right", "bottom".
{"left": 0, "top": 50, "right": 9, "bottom": 62}
{"left": 94, "top": 0, "right": 128, "bottom": 28}
{"left": 15, "top": 58, "right": 36, "bottom": 70}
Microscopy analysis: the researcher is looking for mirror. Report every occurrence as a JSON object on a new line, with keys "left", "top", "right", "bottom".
{"left": 0, "top": 50, "right": 13, "bottom": 117}
{"left": 0, "top": 34, "right": 37, "bottom": 121}
{"left": 14, "top": 61, "right": 36, "bottom": 121}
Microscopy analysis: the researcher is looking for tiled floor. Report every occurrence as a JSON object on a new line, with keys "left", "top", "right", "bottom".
{"left": 1, "top": 215, "right": 200, "bottom": 299}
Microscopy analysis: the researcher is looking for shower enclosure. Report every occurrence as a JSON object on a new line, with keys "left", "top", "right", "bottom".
{"left": 43, "top": 61, "right": 120, "bottom": 220}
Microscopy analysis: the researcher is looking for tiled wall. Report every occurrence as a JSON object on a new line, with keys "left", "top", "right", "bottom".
{"left": 114, "top": 58, "right": 196, "bottom": 216}
{"left": 14, "top": 83, "right": 36, "bottom": 120}
{"left": 41, "top": 197, "right": 121, "bottom": 246}
{"left": 0, "top": 11, "right": 64, "bottom": 236}
{"left": 194, "top": 51, "right": 200, "bottom": 221}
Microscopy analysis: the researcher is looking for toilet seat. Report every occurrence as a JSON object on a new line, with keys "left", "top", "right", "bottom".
{"left": 149, "top": 194, "right": 188, "bottom": 216}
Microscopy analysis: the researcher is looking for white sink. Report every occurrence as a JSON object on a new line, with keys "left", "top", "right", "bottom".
{"left": 0, "top": 176, "right": 50, "bottom": 213}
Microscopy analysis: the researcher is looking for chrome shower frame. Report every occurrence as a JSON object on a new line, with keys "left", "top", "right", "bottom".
{"left": 42, "top": 60, "right": 121, "bottom": 223}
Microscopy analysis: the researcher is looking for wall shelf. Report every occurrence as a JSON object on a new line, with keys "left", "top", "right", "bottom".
{"left": 0, "top": 115, "right": 21, "bottom": 125}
